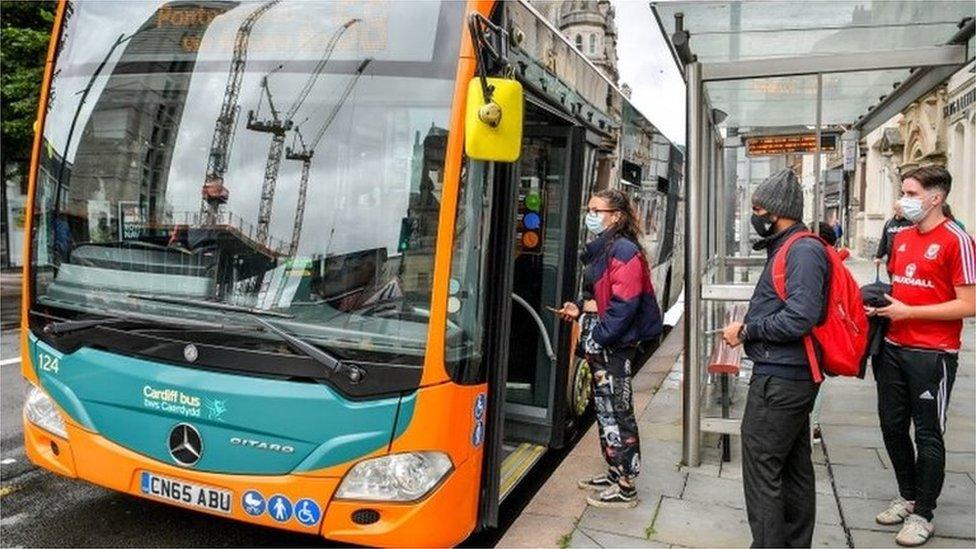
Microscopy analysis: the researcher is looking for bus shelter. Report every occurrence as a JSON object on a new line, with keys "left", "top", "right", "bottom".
{"left": 650, "top": 1, "right": 975, "bottom": 466}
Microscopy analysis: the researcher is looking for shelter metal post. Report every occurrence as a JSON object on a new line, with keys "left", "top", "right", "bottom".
{"left": 813, "top": 73, "right": 823, "bottom": 226}
{"left": 683, "top": 61, "right": 703, "bottom": 467}
{"left": 723, "top": 131, "right": 738, "bottom": 266}
{"left": 739, "top": 155, "right": 751, "bottom": 264}
{"left": 717, "top": 135, "right": 727, "bottom": 279}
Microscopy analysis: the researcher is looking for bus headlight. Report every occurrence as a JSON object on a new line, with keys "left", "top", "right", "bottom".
{"left": 335, "top": 451, "right": 453, "bottom": 502}
{"left": 24, "top": 384, "right": 67, "bottom": 439}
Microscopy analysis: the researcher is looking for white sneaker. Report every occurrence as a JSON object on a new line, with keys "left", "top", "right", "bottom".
{"left": 876, "top": 497, "right": 915, "bottom": 525}
{"left": 895, "top": 514, "right": 934, "bottom": 547}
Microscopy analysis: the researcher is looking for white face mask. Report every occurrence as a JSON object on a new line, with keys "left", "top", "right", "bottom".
{"left": 585, "top": 212, "right": 606, "bottom": 234}
{"left": 899, "top": 194, "right": 934, "bottom": 224}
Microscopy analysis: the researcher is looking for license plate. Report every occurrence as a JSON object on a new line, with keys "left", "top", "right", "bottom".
{"left": 139, "top": 471, "right": 232, "bottom": 514}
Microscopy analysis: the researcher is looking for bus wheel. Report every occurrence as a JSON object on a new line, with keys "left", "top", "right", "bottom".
{"left": 570, "top": 358, "right": 592, "bottom": 418}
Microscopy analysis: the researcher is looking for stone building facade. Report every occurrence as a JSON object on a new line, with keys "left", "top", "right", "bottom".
{"left": 530, "top": 1, "right": 619, "bottom": 83}
{"left": 851, "top": 60, "right": 975, "bottom": 258}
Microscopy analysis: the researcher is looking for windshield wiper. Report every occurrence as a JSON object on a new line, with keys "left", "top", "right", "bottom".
{"left": 41, "top": 315, "right": 129, "bottom": 335}
{"left": 128, "top": 294, "right": 293, "bottom": 318}
{"left": 34, "top": 308, "right": 226, "bottom": 335}
{"left": 249, "top": 316, "right": 365, "bottom": 384}
{"left": 34, "top": 308, "right": 364, "bottom": 384}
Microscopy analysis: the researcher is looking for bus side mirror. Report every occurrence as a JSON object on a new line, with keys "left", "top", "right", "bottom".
{"left": 464, "top": 77, "right": 523, "bottom": 163}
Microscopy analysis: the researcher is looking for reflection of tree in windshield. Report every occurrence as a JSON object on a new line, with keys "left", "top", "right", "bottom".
{"left": 31, "top": 0, "right": 464, "bottom": 356}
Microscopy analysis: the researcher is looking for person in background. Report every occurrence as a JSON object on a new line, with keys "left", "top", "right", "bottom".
{"left": 875, "top": 202, "right": 913, "bottom": 274}
{"left": 554, "top": 188, "right": 663, "bottom": 509}
{"left": 53, "top": 215, "right": 73, "bottom": 264}
{"left": 869, "top": 165, "right": 976, "bottom": 547}
{"left": 722, "top": 169, "right": 827, "bottom": 547}
{"left": 815, "top": 221, "right": 850, "bottom": 260}
{"left": 942, "top": 204, "right": 966, "bottom": 232}
{"left": 831, "top": 213, "right": 843, "bottom": 244}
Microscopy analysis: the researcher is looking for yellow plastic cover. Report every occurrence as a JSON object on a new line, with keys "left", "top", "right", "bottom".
{"left": 464, "top": 77, "right": 523, "bottom": 163}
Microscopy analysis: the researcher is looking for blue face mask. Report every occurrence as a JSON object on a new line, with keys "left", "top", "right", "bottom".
{"left": 585, "top": 212, "right": 606, "bottom": 234}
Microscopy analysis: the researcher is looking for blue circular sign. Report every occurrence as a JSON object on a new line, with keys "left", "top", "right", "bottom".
{"left": 294, "top": 498, "right": 322, "bottom": 527}
{"left": 242, "top": 490, "right": 266, "bottom": 516}
{"left": 523, "top": 212, "right": 541, "bottom": 230}
{"left": 266, "top": 494, "right": 293, "bottom": 522}
{"left": 472, "top": 420, "right": 485, "bottom": 447}
{"left": 474, "top": 393, "right": 486, "bottom": 420}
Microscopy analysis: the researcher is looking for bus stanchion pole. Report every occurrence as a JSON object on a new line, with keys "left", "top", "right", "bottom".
{"left": 683, "top": 60, "right": 703, "bottom": 467}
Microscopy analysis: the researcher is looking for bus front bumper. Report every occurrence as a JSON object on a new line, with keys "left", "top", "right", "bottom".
{"left": 23, "top": 418, "right": 478, "bottom": 547}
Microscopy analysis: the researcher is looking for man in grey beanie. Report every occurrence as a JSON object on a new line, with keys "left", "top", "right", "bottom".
{"left": 721, "top": 168, "right": 828, "bottom": 548}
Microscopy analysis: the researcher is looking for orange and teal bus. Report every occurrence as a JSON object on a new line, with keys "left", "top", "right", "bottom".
{"left": 21, "top": 0, "right": 683, "bottom": 545}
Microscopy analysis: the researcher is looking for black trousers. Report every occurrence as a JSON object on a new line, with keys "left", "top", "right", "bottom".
{"left": 875, "top": 343, "right": 958, "bottom": 520}
{"left": 741, "top": 374, "right": 820, "bottom": 548}
{"left": 589, "top": 346, "right": 641, "bottom": 479}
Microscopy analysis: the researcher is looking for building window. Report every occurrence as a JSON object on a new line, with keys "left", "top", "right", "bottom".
{"left": 589, "top": 34, "right": 597, "bottom": 55}
{"left": 575, "top": 34, "right": 582, "bottom": 50}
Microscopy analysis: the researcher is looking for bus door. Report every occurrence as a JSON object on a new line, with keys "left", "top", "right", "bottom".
{"left": 478, "top": 100, "right": 597, "bottom": 528}
{"left": 500, "top": 101, "right": 586, "bottom": 500}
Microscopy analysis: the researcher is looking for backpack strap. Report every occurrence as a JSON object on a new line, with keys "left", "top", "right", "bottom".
{"left": 771, "top": 231, "right": 826, "bottom": 298}
{"left": 770, "top": 230, "right": 826, "bottom": 383}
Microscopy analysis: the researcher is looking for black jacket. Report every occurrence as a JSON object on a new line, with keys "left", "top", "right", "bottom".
{"left": 742, "top": 224, "right": 829, "bottom": 380}
{"left": 875, "top": 216, "right": 913, "bottom": 260}
{"left": 861, "top": 280, "right": 892, "bottom": 373}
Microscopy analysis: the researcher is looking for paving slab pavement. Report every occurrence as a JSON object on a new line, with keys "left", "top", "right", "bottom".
{"left": 498, "top": 257, "right": 975, "bottom": 548}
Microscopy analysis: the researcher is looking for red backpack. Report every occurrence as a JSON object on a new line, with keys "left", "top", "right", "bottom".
{"left": 772, "top": 232, "right": 869, "bottom": 382}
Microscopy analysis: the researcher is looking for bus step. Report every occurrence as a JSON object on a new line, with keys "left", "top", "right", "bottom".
{"left": 499, "top": 442, "right": 546, "bottom": 502}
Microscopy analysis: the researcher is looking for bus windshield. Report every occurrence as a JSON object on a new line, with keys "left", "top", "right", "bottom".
{"left": 30, "top": 0, "right": 463, "bottom": 362}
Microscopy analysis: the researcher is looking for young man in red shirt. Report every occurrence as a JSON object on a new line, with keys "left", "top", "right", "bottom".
{"left": 870, "top": 165, "right": 976, "bottom": 547}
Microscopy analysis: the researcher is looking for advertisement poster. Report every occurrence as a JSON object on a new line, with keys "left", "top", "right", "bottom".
{"left": 118, "top": 201, "right": 146, "bottom": 239}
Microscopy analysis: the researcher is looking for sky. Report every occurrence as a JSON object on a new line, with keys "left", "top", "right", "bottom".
{"left": 612, "top": 0, "right": 686, "bottom": 145}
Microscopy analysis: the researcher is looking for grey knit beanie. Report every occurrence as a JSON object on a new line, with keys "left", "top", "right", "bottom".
{"left": 752, "top": 168, "right": 803, "bottom": 221}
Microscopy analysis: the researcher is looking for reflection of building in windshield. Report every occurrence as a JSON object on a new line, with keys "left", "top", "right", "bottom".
{"left": 399, "top": 124, "right": 447, "bottom": 296}
{"left": 29, "top": 139, "right": 74, "bottom": 268}
{"left": 65, "top": 1, "right": 236, "bottom": 242}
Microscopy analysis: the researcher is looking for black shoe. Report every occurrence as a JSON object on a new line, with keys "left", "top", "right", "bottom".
{"left": 577, "top": 471, "right": 618, "bottom": 491}
{"left": 586, "top": 484, "right": 638, "bottom": 508}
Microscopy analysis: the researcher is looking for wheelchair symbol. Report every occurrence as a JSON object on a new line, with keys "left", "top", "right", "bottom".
{"left": 294, "top": 498, "right": 321, "bottom": 526}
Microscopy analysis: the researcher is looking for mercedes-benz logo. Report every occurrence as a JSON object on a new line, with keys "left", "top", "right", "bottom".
{"left": 183, "top": 344, "right": 199, "bottom": 363}
{"left": 168, "top": 423, "right": 203, "bottom": 466}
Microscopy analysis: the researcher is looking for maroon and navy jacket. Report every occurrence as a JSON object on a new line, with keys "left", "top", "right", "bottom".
{"left": 579, "top": 231, "right": 663, "bottom": 348}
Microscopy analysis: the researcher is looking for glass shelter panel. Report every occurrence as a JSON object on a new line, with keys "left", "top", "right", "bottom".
{"left": 705, "top": 75, "right": 820, "bottom": 129}
{"left": 655, "top": 1, "right": 974, "bottom": 63}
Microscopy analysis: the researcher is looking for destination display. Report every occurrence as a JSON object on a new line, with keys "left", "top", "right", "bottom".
{"left": 746, "top": 134, "right": 838, "bottom": 156}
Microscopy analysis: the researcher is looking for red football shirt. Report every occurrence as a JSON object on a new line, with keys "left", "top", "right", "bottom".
{"left": 886, "top": 219, "right": 976, "bottom": 351}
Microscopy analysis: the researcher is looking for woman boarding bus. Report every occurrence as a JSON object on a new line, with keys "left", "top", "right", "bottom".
{"left": 556, "top": 189, "right": 663, "bottom": 508}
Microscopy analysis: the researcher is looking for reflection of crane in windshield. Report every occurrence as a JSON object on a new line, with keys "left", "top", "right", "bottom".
{"left": 200, "top": 0, "right": 279, "bottom": 225}
{"left": 285, "top": 58, "right": 372, "bottom": 257}
{"left": 247, "top": 18, "right": 360, "bottom": 246}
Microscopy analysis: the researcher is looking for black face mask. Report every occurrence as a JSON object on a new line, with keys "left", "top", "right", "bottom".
{"left": 750, "top": 213, "right": 776, "bottom": 238}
